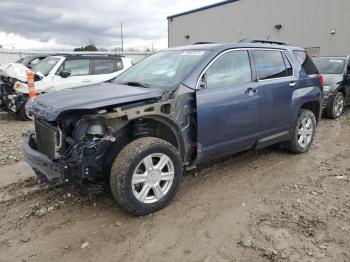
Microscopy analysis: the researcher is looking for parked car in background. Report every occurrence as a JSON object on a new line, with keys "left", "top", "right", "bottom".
{"left": 24, "top": 41, "right": 322, "bottom": 215}
{"left": 312, "top": 56, "right": 350, "bottom": 119}
{"left": 0, "top": 54, "right": 132, "bottom": 120}
{"left": 16, "top": 54, "right": 49, "bottom": 69}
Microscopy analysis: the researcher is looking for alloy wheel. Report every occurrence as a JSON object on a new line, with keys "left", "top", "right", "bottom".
{"left": 334, "top": 94, "right": 344, "bottom": 117}
{"left": 297, "top": 116, "right": 314, "bottom": 148}
{"left": 132, "top": 153, "right": 175, "bottom": 204}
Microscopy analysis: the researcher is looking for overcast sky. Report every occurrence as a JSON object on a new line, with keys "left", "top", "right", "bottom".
{"left": 0, "top": 0, "right": 219, "bottom": 50}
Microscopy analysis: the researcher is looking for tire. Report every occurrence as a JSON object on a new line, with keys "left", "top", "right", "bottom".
{"left": 325, "top": 91, "right": 344, "bottom": 119}
{"left": 286, "top": 109, "right": 316, "bottom": 154}
{"left": 17, "top": 103, "right": 33, "bottom": 121}
{"left": 110, "top": 137, "right": 183, "bottom": 215}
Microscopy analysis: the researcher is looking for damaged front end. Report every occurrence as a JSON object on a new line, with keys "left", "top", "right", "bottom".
{"left": 0, "top": 63, "right": 31, "bottom": 113}
{"left": 23, "top": 82, "right": 197, "bottom": 193}
{"left": 0, "top": 76, "right": 27, "bottom": 112}
{"left": 24, "top": 114, "right": 122, "bottom": 193}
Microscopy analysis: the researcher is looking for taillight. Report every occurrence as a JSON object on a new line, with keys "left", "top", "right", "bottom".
{"left": 318, "top": 74, "right": 324, "bottom": 91}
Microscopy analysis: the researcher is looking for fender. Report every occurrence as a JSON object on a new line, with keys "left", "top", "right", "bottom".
{"left": 290, "top": 86, "right": 322, "bottom": 127}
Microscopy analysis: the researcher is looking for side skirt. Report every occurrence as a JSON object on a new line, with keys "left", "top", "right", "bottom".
{"left": 255, "top": 131, "right": 291, "bottom": 150}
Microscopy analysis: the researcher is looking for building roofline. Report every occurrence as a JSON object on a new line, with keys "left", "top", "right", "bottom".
{"left": 167, "top": 0, "right": 239, "bottom": 20}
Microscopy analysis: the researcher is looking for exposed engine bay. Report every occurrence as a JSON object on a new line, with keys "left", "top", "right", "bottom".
{"left": 24, "top": 85, "right": 197, "bottom": 193}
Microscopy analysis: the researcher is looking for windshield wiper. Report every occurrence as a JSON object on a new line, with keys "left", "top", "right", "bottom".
{"left": 121, "top": 81, "right": 149, "bottom": 88}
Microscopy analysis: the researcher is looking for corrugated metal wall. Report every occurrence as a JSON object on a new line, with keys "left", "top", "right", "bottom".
{"left": 168, "top": 0, "right": 350, "bottom": 56}
{"left": 0, "top": 50, "right": 151, "bottom": 65}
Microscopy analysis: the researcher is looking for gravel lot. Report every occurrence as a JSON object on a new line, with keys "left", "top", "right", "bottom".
{"left": 0, "top": 110, "right": 350, "bottom": 262}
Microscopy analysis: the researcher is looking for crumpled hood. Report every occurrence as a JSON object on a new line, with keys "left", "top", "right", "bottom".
{"left": 0, "top": 63, "right": 28, "bottom": 82}
{"left": 26, "top": 82, "right": 164, "bottom": 121}
{"left": 322, "top": 74, "right": 343, "bottom": 86}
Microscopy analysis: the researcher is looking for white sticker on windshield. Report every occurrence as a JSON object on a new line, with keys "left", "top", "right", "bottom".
{"left": 329, "top": 59, "right": 343, "bottom": 63}
{"left": 47, "top": 60, "right": 57, "bottom": 64}
{"left": 181, "top": 51, "right": 205, "bottom": 56}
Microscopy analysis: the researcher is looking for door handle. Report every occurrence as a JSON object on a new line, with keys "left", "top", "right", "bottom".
{"left": 289, "top": 82, "right": 297, "bottom": 87}
{"left": 245, "top": 87, "right": 258, "bottom": 95}
{"left": 81, "top": 79, "right": 91, "bottom": 83}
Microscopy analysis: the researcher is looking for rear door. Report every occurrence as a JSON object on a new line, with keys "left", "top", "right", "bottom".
{"left": 253, "top": 49, "right": 296, "bottom": 136}
{"left": 196, "top": 49, "right": 260, "bottom": 161}
{"left": 53, "top": 58, "right": 92, "bottom": 91}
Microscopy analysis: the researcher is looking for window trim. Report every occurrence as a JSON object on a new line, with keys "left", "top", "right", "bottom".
{"left": 252, "top": 49, "right": 295, "bottom": 82}
{"left": 63, "top": 58, "right": 91, "bottom": 76}
{"left": 196, "top": 48, "right": 253, "bottom": 89}
{"left": 92, "top": 58, "right": 118, "bottom": 75}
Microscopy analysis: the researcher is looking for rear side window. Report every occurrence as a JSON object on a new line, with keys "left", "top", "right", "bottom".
{"left": 64, "top": 59, "right": 90, "bottom": 76}
{"left": 293, "top": 51, "right": 318, "bottom": 75}
{"left": 205, "top": 50, "right": 252, "bottom": 89}
{"left": 93, "top": 59, "right": 114, "bottom": 74}
{"left": 254, "top": 50, "right": 291, "bottom": 80}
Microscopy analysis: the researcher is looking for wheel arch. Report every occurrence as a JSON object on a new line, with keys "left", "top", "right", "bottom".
{"left": 300, "top": 100, "right": 321, "bottom": 124}
{"left": 102, "top": 115, "right": 186, "bottom": 179}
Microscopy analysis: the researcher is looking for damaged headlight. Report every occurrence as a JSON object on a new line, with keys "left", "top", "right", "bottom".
{"left": 74, "top": 116, "right": 109, "bottom": 140}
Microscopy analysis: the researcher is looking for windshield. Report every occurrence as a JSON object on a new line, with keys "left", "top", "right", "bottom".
{"left": 115, "top": 50, "right": 210, "bottom": 89}
{"left": 33, "top": 57, "right": 60, "bottom": 76}
{"left": 312, "top": 58, "right": 346, "bottom": 74}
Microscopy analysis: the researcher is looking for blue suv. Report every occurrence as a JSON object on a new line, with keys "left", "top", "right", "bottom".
{"left": 24, "top": 41, "right": 322, "bottom": 215}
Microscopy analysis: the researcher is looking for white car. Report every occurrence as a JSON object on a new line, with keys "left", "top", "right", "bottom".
{"left": 0, "top": 54, "right": 132, "bottom": 120}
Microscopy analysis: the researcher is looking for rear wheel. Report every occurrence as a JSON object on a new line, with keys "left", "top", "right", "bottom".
{"left": 110, "top": 137, "right": 183, "bottom": 215}
{"left": 286, "top": 109, "right": 316, "bottom": 154}
{"left": 326, "top": 91, "right": 344, "bottom": 119}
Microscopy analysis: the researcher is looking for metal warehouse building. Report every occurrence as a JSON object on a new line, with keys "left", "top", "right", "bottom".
{"left": 167, "top": 0, "right": 350, "bottom": 56}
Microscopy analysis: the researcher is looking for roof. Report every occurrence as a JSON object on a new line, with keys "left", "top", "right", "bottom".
{"left": 166, "top": 42, "right": 304, "bottom": 52}
{"left": 46, "top": 54, "right": 124, "bottom": 59}
{"left": 167, "top": 0, "right": 239, "bottom": 20}
{"left": 312, "top": 56, "right": 348, "bottom": 59}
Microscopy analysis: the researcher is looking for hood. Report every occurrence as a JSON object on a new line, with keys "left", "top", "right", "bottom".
{"left": 0, "top": 63, "right": 28, "bottom": 82}
{"left": 26, "top": 82, "right": 164, "bottom": 121}
{"left": 322, "top": 74, "right": 343, "bottom": 86}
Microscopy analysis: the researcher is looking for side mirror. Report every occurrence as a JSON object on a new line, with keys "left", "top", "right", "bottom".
{"left": 198, "top": 73, "right": 207, "bottom": 89}
{"left": 59, "top": 70, "right": 71, "bottom": 78}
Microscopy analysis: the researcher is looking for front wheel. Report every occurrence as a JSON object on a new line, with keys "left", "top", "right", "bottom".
{"left": 286, "top": 109, "right": 316, "bottom": 154}
{"left": 110, "top": 137, "right": 183, "bottom": 215}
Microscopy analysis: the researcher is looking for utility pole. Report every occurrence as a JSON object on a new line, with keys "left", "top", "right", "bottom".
{"left": 121, "top": 21, "right": 124, "bottom": 52}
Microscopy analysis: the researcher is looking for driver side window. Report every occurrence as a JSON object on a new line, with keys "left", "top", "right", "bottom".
{"left": 205, "top": 50, "right": 252, "bottom": 89}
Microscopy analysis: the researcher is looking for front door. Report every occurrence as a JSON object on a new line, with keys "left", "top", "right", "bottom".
{"left": 53, "top": 58, "right": 92, "bottom": 91}
{"left": 196, "top": 50, "right": 260, "bottom": 162}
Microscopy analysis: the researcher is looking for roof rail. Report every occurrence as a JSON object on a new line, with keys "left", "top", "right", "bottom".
{"left": 239, "top": 38, "right": 287, "bottom": 45}
{"left": 62, "top": 54, "right": 124, "bottom": 58}
{"left": 192, "top": 42, "right": 216, "bottom": 45}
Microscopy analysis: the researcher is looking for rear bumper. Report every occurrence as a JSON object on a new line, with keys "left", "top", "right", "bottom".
{"left": 23, "top": 133, "right": 65, "bottom": 184}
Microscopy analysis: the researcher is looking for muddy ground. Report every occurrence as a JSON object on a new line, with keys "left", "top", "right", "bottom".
{"left": 0, "top": 110, "right": 349, "bottom": 262}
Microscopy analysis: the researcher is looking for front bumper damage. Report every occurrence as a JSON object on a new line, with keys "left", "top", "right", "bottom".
{"left": 0, "top": 78, "right": 27, "bottom": 112}
{"left": 23, "top": 132, "right": 113, "bottom": 193}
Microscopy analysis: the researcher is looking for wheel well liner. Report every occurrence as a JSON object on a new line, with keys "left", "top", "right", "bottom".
{"left": 301, "top": 101, "right": 320, "bottom": 123}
